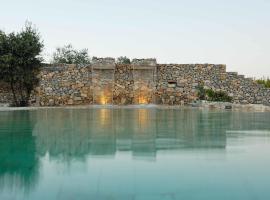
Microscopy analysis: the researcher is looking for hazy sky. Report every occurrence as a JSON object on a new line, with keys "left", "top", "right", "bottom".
{"left": 0, "top": 0, "right": 269, "bottom": 77}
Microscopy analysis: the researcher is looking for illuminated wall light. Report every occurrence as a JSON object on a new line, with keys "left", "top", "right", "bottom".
{"left": 100, "top": 96, "right": 107, "bottom": 105}
{"left": 138, "top": 96, "right": 148, "bottom": 104}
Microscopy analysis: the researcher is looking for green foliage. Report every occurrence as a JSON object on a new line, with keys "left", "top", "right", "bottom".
{"left": 197, "top": 85, "right": 232, "bottom": 102}
{"left": 197, "top": 85, "right": 206, "bottom": 100}
{"left": 205, "top": 89, "right": 232, "bottom": 102}
{"left": 256, "top": 78, "right": 270, "bottom": 88}
{"left": 52, "top": 44, "right": 90, "bottom": 65}
{"left": 116, "top": 56, "right": 131, "bottom": 64}
{"left": 0, "top": 22, "right": 43, "bottom": 106}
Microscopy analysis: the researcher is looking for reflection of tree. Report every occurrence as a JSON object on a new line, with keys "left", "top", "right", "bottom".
{"left": 0, "top": 111, "right": 38, "bottom": 192}
{"left": 33, "top": 109, "right": 95, "bottom": 161}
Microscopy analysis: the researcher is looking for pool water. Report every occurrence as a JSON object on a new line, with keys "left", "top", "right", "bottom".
{"left": 0, "top": 108, "right": 270, "bottom": 200}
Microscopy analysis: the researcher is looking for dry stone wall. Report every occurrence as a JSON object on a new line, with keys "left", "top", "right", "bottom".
{"left": 156, "top": 64, "right": 270, "bottom": 105}
{"left": 0, "top": 82, "right": 13, "bottom": 104}
{"left": 113, "top": 64, "right": 134, "bottom": 105}
{"left": 1, "top": 58, "right": 270, "bottom": 106}
{"left": 156, "top": 64, "right": 225, "bottom": 104}
{"left": 132, "top": 59, "right": 157, "bottom": 104}
{"left": 92, "top": 58, "right": 115, "bottom": 104}
{"left": 36, "top": 64, "right": 93, "bottom": 106}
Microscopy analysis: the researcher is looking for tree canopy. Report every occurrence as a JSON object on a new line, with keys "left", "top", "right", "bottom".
{"left": 0, "top": 22, "right": 43, "bottom": 106}
{"left": 52, "top": 44, "right": 90, "bottom": 65}
{"left": 116, "top": 56, "right": 131, "bottom": 64}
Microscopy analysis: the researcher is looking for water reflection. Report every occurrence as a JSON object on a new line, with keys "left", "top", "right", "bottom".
{"left": 0, "top": 111, "right": 38, "bottom": 192}
{"left": 1, "top": 108, "right": 270, "bottom": 198}
{"left": 30, "top": 109, "right": 270, "bottom": 161}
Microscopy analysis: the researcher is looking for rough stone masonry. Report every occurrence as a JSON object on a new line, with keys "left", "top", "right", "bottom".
{"left": 1, "top": 58, "right": 270, "bottom": 106}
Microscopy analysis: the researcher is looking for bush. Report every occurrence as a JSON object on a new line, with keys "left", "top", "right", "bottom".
{"left": 52, "top": 44, "right": 90, "bottom": 65}
{"left": 116, "top": 56, "right": 131, "bottom": 64}
{"left": 256, "top": 78, "right": 270, "bottom": 88}
{"left": 205, "top": 89, "right": 232, "bottom": 102}
{"left": 197, "top": 86, "right": 232, "bottom": 102}
{"left": 197, "top": 85, "right": 206, "bottom": 100}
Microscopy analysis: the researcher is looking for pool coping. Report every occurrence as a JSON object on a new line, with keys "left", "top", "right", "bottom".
{"left": 1, "top": 103, "right": 270, "bottom": 112}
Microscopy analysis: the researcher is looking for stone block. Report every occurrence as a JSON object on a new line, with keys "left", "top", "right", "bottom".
{"left": 74, "top": 97, "right": 82, "bottom": 101}
{"left": 48, "top": 99, "right": 54, "bottom": 106}
{"left": 67, "top": 99, "right": 74, "bottom": 105}
{"left": 81, "top": 93, "right": 88, "bottom": 98}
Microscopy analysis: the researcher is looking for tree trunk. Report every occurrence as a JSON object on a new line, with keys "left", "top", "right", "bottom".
{"left": 10, "top": 81, "right": 19, "bottom": 106}
{"left": 18, "top": 80, "right": 25, "bottom": 106}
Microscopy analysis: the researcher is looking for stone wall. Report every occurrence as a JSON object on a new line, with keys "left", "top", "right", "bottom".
{"left": 92, "top": 58, "right": 115, "bottom": 104}
{"left": 113, "top": 64, "right": 134, "bottom": 105}
{"left": 132, "top": 59, "right": 157, "bottom": 104}
{"left": 1, "top": 58, "right": 270, "bottom": 106}
{"left": 36, "top": 64, "right": 92, "bottom": 106}
{"left": 156, "top": 64, "right": 270, "bottom": 105}
{"left": 156, "top": 64, "right": 224, "bottom": 105}
{"left": 0, "top": 82, "right": 13, "bottom": 104}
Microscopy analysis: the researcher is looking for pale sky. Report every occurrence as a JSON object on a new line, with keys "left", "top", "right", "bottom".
{"left": 0, "top": 0, "right": 270, "bottom": 78}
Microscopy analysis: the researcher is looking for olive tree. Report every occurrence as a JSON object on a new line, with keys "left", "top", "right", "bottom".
{"left": 0, "top": 22, "right": 43, "bottom": 106}
{"left": 52, "top": 44, "right": 90, "bottom": 65}
{"left": 116, "top": 56, "right": 131, "bottom": 64}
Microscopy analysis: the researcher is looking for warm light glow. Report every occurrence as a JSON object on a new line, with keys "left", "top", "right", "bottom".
{"left": 138, "top": 109, "right": 148, "bottom": 128}
{"left": 138, "top": 96, "right": 148, "bottom": 104}
{"left": 99, "top": 109, "right": 110, "bottom": 126}
{"left": 100, "top": 96, "right": 108, "bottom": 105}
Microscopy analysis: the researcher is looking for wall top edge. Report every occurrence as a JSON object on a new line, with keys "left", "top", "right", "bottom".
{"left": 40, "top": 63, "right": 227, "bottom": 71}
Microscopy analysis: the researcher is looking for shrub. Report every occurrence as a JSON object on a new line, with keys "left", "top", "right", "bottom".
{"left": 197, "top": 85, "right": 206, "bottom": 100}
{"left": 256, "top": 78, "right": 270, "bottom": 88}
{"left": 197, "top": 85, "right": 232, "bottom": 102}
{"left": 205, "top": 89, "right": 232, "bottom": 102}
{"left": 52, "top": 44, "right": 90, "bottom": 65}
{"left": 116, "top": 56, "right": 131, "bottom": 64}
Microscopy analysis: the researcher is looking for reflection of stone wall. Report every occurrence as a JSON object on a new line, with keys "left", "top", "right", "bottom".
{"left": 31, "top": 108, "right": 270, "bottom": 161}
{"left": 1, "top": 58, "right": 270, "bottom": 106}
{"left": 32, "top": 109, "right": 230, "bottom": 161}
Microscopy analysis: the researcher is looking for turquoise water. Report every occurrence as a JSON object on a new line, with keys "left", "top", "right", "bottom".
{"left": 0, "top": 108, "right": 270, "bottom": 200}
